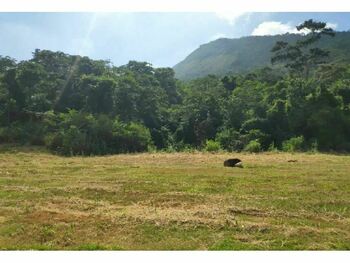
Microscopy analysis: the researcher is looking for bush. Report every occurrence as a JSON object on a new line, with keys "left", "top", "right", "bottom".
{"left": 216, "top": 129, "right": 244, "bottom": 152}
{"left": 282, "top": 136, "right": 305, "bottom": 152}
{"left": 112, "top": 121, "right": 153, "bottom": 153}
{"left": 204, "top": 139, "right": 221, "bottom": 152}
{"left": 238, "top": 129, "right": 270, "bottom": 151}
{"left": 0, "top": 121, "right": 46, "bottom": 145}
{"left": 44, "top": 110, "right": 153, "bottom": 155}
{"left": 244, "top": 139, "right": 262, "bottom": 153}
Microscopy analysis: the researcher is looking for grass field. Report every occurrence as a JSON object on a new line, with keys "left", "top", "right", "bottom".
{"left": 0, "top": 146, "right": 349, "bottom": 250}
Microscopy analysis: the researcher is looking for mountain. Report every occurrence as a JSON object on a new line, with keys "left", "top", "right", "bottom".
{"left": 173, "top": 32, "right": 350, "bottom": 80}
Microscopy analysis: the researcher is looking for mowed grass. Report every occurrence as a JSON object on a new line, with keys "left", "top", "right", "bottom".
{"left": 0, "top": 146, "right": 349, "bottom": 250}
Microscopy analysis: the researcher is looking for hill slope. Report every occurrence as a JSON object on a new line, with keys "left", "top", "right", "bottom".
{"left": 173, "top": 32, "right": 350, "bottom": 80}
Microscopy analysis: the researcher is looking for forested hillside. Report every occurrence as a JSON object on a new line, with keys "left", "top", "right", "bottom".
{"left": 173, "top": 31, "right": 350, "bottom": 80}
{"left": 1, "top": 20, "right": 350, "bottom": 155}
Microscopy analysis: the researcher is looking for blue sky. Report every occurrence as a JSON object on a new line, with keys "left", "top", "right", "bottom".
{"left": 0, "top": 12, "right": 349, "bottom": 67}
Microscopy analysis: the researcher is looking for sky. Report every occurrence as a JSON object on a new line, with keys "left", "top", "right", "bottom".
{"left": 0, "top": 12, "right": 350, "bottom": 67}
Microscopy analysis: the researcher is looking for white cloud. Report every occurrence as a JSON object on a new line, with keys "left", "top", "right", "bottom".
{"left": 252, "top": 21, "right": 339, "bottom": 36}
{"left": 326, "top": 22, "right": 338, "bottom": 29}
{"left": 215, "top": 12, "right": 246, "bottom": 25}
{"left": 251, "top": 21, "right": 298, "bottom": 36}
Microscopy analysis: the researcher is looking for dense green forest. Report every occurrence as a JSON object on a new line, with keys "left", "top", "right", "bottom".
{"left": 1, "top": 20, "right": 350, "bottom": 155}
{"left": 174, "top": 31, "right": 350, "bottom": 80}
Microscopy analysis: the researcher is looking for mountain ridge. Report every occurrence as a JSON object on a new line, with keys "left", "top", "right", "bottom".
{"left": 173, "top": 31, "right": 350, "bottom": 80}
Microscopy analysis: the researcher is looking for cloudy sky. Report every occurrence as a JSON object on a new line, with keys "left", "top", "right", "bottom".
{"left": 0, "top": 12, "right": 349, "bottom": 67}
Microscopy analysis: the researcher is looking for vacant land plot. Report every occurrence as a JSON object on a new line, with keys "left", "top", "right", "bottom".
{"left": 0, "top": 146, "right": 349, "bottom": 250}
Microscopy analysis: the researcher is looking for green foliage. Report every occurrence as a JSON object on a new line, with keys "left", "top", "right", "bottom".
{"left": 244, "top": 140, "right": 262, "bottom": 153}
{"left": 204, "top": 139, "right": 221, "bottom": 152}
{"left": 282, "top": 136, "right": 305, "bottom": 152}
{"left": 243, "top": 129, "right": 270, "bottom": 150}
{"left": 1, "top": 21, "right": 350, "bottom": 154}
{"left": 174, "top": 75, "right": 226, "bottom": 146}
{"left": 271, "top": 19, "right": 335, "bottom": 78}
{"left": 45, "top": 111, "right": 152, "bottom": 155}
{"left": 216, "top": 129, "right": 244, "bottom": 152}
{"left": 268, "top": 141, "right": 278, "bottom": 152}
{"left": 112, "top": 120, "right": 153, "bottom": 153}
{"left": 0, "top": 56, "right": 16, "bottom": 73}
{"left": 0, "top": 121, "right": 46, "bottom": 145}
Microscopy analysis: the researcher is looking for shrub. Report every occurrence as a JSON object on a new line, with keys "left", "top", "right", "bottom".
{"left": 244, "top": 139, "right": 262, "bottom": 153}
{"left": 112, "top": 121, "right": 153, "bottom": 153}
{"left": 204, "top": 139, "right": 221, "bottom": 152}
{"left": 44, "top": 110, "right": 154, "bottom": 155}
{"left": 216, "top": 129, "right": 244, "bottom": 152}
{"left": 282, "top": 136, "right": 305, "bottom": 152}
{"left": 0, "top": 121, "right": 46, "bottom": 145}
{"left": 239, "top": 129, "right": 270, "bottom": 150}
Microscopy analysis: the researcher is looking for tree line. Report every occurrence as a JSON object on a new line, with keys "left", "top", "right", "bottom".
{"left": 0, "top": 20, "right": 349, "bottom": 155}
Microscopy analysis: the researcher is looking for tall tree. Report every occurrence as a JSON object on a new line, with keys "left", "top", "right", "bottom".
{"left": 271, "top": 19, "right": 335, "bottom": 78}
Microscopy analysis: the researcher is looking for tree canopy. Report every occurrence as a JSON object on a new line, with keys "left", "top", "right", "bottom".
{"left": 1, "top": 20, "right": 350, "bottom": 154}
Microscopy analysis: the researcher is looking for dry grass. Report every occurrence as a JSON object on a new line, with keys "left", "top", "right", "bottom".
{"left": 0, "top": 146, "right": 349, "bottom": 250}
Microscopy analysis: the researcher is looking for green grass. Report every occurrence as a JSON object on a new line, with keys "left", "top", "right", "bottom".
{"left": 0, "top": 146, "right": 349, "bottom": 250}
